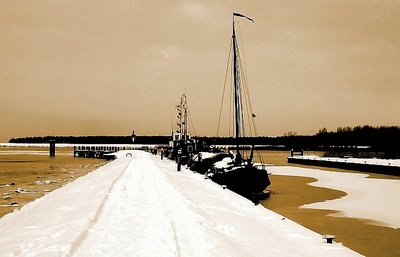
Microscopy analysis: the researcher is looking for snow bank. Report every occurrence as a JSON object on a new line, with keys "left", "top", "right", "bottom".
{"left": 0, "top": 151, "right": 361, "bottom": 257}
{"left": 291, "top": 155, "right": 400, "bottom": 167}
{"left": 269, "top": 166, "right": 400, "bottom": 228}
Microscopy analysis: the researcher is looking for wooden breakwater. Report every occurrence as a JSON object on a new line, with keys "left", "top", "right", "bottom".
{"left": 73, "top": 144, "right": 169, "bottom": 159}
{"left": 73, "top": 146, "right": 131, "bottom": 159}
{"left": 287, "top": 157, "right": 400, "bottom": 176}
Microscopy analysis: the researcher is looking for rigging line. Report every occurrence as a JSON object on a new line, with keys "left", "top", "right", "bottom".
{"left": 236, "top": 28, "right": 263, "bottom": 163}
{"left": 241, "top": 62, "right": 256, "bottom": 137}
{"left": 217, "top": 40, "right": 233, "bottom": 137}
{"left": 187, "top": 106, "right": 196, "bottom": 137}
{"left": 234, "top": 27, "right": 248, "bottom": 146}
{"left": 238, "top": 50, "right": 258, "bottom": 137}
{"left": 239, "top": 61, "right": 264, "bottom": 165}
{"left": 237, "top": 21, "right": 257, "bottom": 138}
{"left": 236, "top": 21, "right": 250, "bottom": 88}
{"left": 238, "top": 53, "right": 254, "bottom": 137}
{"left": 244, "top": 84, "right": 262, "bottom": 162}
{"left": 229, "top": 41, "right": 234, "bottom": 138}
{"left": 234, "top": 37, "right": 245, "bottom": 139}
{"left": 236, "top": 17, "right": 265, "bottom": 165}
{"left": 240, "top": 88, "right": 246, "bottom": 137}
{"left": 242, "top": 80, "right": 264, "bottom": 164}
{"left": 238, "top": 86, "right": 244, "bottom": 137}
{"left": 243, "top": 77, "right": 259, "bottom": 137}
{"left": 236, "top": 44, "right": 253, "bottom": 138}
{"left": 238, "top": 74, "right": 246, "bottom": 139}
{"left": 229, "top": 63, "right": 233, "bottom": 137}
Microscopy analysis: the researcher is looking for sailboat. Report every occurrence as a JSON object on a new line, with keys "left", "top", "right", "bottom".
{"left": 207, "top": 13, "right": 271, "bottom": 202}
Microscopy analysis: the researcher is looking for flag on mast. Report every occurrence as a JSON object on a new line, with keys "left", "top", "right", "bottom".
{"left": 233, "top": 12, "right": 254, "bottom": 23}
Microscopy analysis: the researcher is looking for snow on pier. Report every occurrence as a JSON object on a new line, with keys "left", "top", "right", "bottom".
{"left": 0, "top": 151, "right": 361, "bottom": 257}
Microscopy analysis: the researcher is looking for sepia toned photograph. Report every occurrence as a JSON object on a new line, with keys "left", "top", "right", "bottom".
{"left": 0, "top": 1, "right": 399, "bottom": 256}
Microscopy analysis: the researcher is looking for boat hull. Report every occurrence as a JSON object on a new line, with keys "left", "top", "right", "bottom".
{"left": 189, "top": 152, "right": 232, "bottom": 174}
{"left": 211, "top": 166, "right": 270, "bottom": 202}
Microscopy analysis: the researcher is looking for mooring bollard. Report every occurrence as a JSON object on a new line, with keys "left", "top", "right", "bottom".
{"left": 177, "top": 157, "right": 181, "bottom": 171}
{"left": 323, "top": 234, "right": 335, "bottom": 244}
{"left": 177, "top": 149, "right": 183, "bottom": 171}
{"left": 49, "top": 139, "right": 55, "bottom": 157}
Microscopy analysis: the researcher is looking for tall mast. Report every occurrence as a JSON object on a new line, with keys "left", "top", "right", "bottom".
{"left": 232, "top": 13, "right": 254, "bottom": 159}
{"left": 175, "top": 94, "right": 188, "bottom": 141}
{"left": 232, "top": 17, "right": 241, "bottom": 157}
{"left": 183, "top": 94, "right": 188, "bottom": 141}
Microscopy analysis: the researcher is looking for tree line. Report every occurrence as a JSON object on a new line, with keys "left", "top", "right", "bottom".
{"left": 8, "top": 125, "right": 400, "bottom": 155}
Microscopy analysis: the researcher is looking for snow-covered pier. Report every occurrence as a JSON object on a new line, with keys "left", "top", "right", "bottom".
{"left": 288, "top": 155, "right": 400, "bottom": 175}
{"left": 0, "top": 151, "right": 361, "bottom": 256}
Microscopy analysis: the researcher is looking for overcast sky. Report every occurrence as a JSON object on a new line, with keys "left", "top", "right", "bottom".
{"left": 1, "top": 0, "right": 399, "bottom": 141}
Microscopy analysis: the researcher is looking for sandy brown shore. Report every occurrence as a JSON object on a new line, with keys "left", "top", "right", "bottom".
{"left": 0, "top": 147, "right": 107, "bottom": 218}
{"left": 259, "top": 151, "right": 400, "bottom": 257}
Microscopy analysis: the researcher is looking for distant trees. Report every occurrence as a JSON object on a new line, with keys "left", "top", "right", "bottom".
{"left": 200, "top": 125, "right": 400, "bottom": 155}
{"left": 336, "top": 127, "right": 352, "bottom": 133}
{"left": 315, "top": 125, "right": 400, "bottom": 147}
{"left": 318, "top": 127, "right": 328, "bottom": 134}
{"left": 283, "top": 131, "right": 298, "bottom": 137}
{"left": 314, "top": 125, "right": 400, "bottom": 156}
{"left": 8, "top": 125, "right": 400, "bottom": 156}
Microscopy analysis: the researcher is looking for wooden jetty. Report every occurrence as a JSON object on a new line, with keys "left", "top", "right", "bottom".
{"left": 73, "top": 146, "right": 132, "bottom": 159}
{"left": 73, "top": 144, "right": 169, "bottom": 159}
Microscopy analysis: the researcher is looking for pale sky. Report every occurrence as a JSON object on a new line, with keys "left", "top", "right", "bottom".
{"left": 1, "top": 0, "right": 399, "bottom": 142}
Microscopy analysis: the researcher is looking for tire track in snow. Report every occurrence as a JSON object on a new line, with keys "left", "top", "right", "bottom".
{"left": 67, "top": 157, "right": 133, "bottom": 256}
{"left": 71, "top": 151, "right": 180, "bottom": 257}
{"left": 147, "top": 154, "right": 214, "bottom": 257}
{"left": 145, "top": 155, "right": 182, "bottom": 257}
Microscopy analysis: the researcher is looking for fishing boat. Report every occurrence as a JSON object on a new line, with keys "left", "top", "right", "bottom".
{"left": 206, "top": 13, "right": 271, "bottom": 202}
{"left": 167, "top": 94, "right": 199, "bottom": 165}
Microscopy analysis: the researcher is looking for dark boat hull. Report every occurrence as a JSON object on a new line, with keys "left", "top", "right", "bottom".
{"left": 189, "top": 152, "right": 232, "bottom": 174}
{"left": 211, "top": 166, "right": 270, "bottom": 202}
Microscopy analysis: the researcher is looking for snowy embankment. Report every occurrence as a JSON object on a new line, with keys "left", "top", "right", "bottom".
{"left": 0, "top": 151, "right": 361, "bottom": 257}
{"left": 268, "top": 166, "right": 400, "bottom": 229}
{"left": 287, "top": 155, "right": 400, "bottom": 175}
{"left": 289, "top": 155, "right": 400, "bottom": 167}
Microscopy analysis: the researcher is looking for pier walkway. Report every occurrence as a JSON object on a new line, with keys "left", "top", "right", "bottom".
{"left": 0, "top": 151, "right": 361, "bottom": 257}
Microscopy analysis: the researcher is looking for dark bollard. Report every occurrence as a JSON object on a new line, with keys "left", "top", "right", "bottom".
{"left": 177, "top": 149, "right": 183, "bottom": 171}
{"left": 323, "top": 234, "right": 335, "bottom": 244}
{"left": 177, "top": 157, "right": 181, "bottom": 171}
{"left": 49, "top": 139, "right": 55, "bottom": 157}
